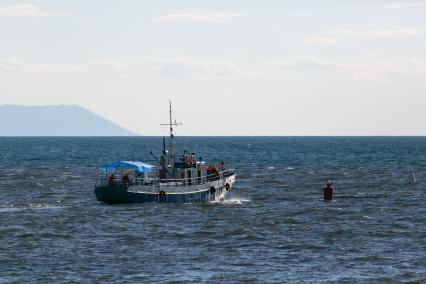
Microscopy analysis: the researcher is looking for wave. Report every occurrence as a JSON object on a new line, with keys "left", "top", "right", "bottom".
{"left": 0, "top": 201, "right": 62, "bottom": 212}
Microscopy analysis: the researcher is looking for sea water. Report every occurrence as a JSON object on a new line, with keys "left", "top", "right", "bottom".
{"left": 0, "top": 137, "right": 425, "bottom": 283}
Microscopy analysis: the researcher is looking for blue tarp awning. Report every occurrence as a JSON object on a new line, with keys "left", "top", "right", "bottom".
{"left": 102, "top": 161, "right": 155, "bottom": 173}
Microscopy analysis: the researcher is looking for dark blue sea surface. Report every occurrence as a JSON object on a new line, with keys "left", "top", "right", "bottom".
{"left": 0, "top": 137, "right": 425, "bottom": 283}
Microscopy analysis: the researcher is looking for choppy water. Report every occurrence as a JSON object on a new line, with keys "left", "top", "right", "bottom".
{"left": 0, "top": 137, "right": 425, "bottom": 283}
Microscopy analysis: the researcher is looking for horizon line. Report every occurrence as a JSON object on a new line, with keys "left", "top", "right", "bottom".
{"left": 1, "top": 135, "right": 426, "bottom": 138}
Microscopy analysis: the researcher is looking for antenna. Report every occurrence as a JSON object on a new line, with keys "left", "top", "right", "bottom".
{"left": 160, "top": 99, "right": 182, "bottom": 157}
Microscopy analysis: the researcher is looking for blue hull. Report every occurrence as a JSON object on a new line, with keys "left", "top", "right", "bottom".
{"left": 94, "top": 185, "right": 215, "bottom": 204}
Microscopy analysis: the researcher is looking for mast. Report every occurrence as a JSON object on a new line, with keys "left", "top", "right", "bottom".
{"left": 160, "top": 99, "right": 182, "bottom": 157}
{"left": 169, "top": 100, "right": 174, "bottom": 155}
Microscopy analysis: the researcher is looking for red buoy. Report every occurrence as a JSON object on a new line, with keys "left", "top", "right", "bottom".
{"left": 323, "top": 180, "right": 333, "bottom": 201}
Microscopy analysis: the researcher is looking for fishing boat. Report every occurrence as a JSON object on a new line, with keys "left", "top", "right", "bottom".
{"left": 94, "top": 101, "right": 236, "bottom": 204}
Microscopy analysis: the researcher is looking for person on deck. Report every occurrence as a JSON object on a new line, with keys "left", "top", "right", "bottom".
{"left": 122, "top": 173, "right": 130, "bottom": 186}
{"left": 108, "top": 174, "right": 115, "bottom": 186}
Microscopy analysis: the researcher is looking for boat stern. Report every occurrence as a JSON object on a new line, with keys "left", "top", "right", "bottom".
{"left": 94, "top": 185, "right": 129, "bottom": 204}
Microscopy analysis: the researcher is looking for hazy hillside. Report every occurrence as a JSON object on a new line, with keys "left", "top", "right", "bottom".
{"left": 0, "top": 105, "right": 137, "bottom": 136}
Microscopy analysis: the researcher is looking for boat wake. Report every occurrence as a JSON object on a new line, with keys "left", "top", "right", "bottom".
{"left": 213, "top": 197, "right": 250, "bottom": 205}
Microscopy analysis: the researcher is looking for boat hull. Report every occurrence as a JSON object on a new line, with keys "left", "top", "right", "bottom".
{"left": 94, "top": 174, "right": 235, "bottom": 204}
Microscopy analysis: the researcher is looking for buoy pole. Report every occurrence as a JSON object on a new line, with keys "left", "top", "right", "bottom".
{"left": 323, "top": 180, "right": 334, "bottom": 201}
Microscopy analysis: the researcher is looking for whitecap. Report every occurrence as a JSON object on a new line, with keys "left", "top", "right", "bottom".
{"left": 212, "top": 197, "right": 250, "bottom": 205}
{"left": 0, "top": 202, "right": 63, "bottom": 212}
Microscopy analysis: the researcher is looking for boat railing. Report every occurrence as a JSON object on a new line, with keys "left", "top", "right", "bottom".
{"left": 97, "top": 169, "right": 235, "bottom": 188}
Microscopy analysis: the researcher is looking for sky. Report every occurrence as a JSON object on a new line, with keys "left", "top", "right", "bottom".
{"left": 1, "top": 0, "right": 426, "bottom": 136}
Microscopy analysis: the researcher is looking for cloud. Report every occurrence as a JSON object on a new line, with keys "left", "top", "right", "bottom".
{"left": 383, "top": 1, "right": 426, "bottom": 9}
{"left": 269, "top": 56, "right": 343, "bottom": 69}
{"left": 0, "top": 56, "right": 243, "bottom": 77}
{"left": 155, "top": 11, "right": 243, "bottom": 22}
{"left": 305, "top": 26, "right": 422, "bottom": 45}
{"left": 129, "top": 56, "right": 242, "bottom": 76}
{"left": 3, "top": 56, "right": 426, "bottom": 82}
{"left": 0, "top": 4, "right": 67, "bottom": 17}
{"left": 0, "top": 58, "right": 89, "bottom": 74}
{"left": 267, "top": 56, "right": 426, "bottom": 81}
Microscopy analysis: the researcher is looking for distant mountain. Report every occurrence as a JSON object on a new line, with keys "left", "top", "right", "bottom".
{"left": 0, "top": 105, "right": 138, "bottom": 136}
